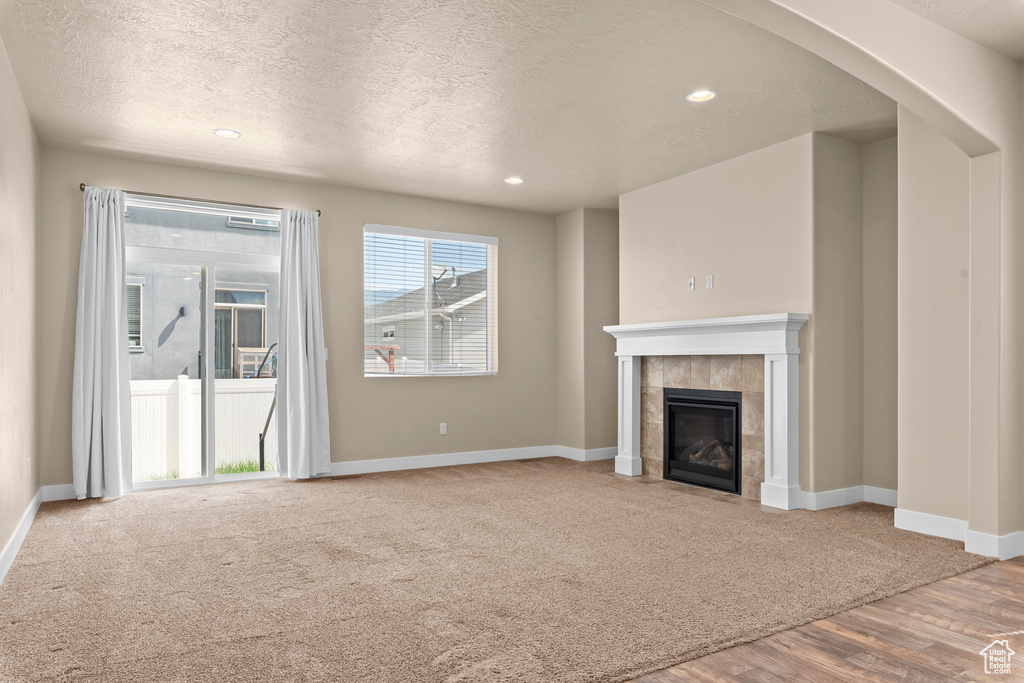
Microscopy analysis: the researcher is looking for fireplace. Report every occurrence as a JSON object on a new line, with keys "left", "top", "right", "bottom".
{"left": 663, "top": 388, "right": 742, "bottom": 494}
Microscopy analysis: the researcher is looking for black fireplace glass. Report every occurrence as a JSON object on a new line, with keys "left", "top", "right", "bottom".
{"left": 663, "top": 388, "right": 742, "bottom": 494}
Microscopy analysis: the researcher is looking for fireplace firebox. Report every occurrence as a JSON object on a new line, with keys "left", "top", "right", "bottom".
{"left": 663, "top": 388, "right": 742, "bottom": 494}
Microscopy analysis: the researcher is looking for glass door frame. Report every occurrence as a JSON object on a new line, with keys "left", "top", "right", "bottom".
{"left": 126, "top": 245, "right": 280, "bottom": 491}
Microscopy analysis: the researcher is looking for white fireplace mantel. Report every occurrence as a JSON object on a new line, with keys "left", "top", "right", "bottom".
{"left": 604, "top": 313, "right": 809, "bottom": 510}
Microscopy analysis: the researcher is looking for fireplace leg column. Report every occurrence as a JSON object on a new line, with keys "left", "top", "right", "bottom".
{"left": 761, "top": 353, "right": 801, "bottom": 509}
{"left": 615, "top": 355, "right": 642, "bottom": 476}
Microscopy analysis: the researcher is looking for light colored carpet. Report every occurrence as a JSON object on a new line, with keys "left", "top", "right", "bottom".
{"left": 0, "top": 458, "right": 991, "bottom": 682}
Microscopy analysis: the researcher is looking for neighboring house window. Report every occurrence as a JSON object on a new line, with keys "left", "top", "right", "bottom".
{"left": 215, "top": 288, "right": 269, "bottom": 378}
{"left": 126, "top": 281, "right": 144, "bottom": 351}
{"left": 364, "top": 224, "right": 498, "bottom": 376}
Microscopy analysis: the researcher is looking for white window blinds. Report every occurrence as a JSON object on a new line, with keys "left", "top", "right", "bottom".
{"left": 127, "top": 282, "right": 142, "bottom": 349}
{"left": 364, "top": 225, "right": 498, "bottom": 376}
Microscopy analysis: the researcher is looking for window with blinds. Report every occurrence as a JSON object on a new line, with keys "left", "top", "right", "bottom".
{"left": 364, "top": 224, "right": 498, "bottom": 376}
{"left": 127, "top": 282, "right": 143, "bottom": 350}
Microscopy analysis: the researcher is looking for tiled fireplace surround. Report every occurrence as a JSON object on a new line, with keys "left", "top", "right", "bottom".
{"left": 604, "top": 313, "right": 809, "bottom": 510}
{"left": 641, "top": 355, "right": 765, "bottom": 499}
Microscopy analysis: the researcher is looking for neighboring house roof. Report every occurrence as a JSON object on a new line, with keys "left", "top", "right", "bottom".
{"left": 365, "top": 269, "right": 488, "bottom": 324}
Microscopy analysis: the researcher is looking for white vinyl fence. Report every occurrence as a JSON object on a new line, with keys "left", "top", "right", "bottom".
{"left": 130, "top": 376, "right": 278, "bottom": 481}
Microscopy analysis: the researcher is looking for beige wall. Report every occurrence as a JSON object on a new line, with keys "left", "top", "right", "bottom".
{"left": 0, "top": 39, "right": 39, "bottom": 552}
{"left": 618, "top": 135, "right": 814, "bottom": 325}
{"left": 707, "top": 0, "right": 1023, "bottom": 539}
{"left": 37, "top": 147, "right": 557, "bottom": 486}
{"left": 896, "top": 107, "right": 970, "bottom": 520}
{"left": 554, "top": 208, "right": 619, "bottom": 451}
{"left": 619, "top": 132, "right": 894, "bottom": 494}
{"left": 808, "top": 134, "right": 864, "bottom": 492}
{"left": 555, "top": 210, "right": 586, "bottom": 449}
{"left": 581, "top": 209, "right": 619, "bottom": 450}
{"left": 619, "top": 135, "right": 817, "bottom": 488}
{"left": 862, "top": 137, "right": 898, "bottom": 490}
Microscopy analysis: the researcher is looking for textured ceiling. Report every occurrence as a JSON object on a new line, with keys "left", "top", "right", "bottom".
{"left": 0, "top": 0, "right": 896, "bottom": 214}
{"left": 886, "top": 0, "right": 1024, "bottom": 62}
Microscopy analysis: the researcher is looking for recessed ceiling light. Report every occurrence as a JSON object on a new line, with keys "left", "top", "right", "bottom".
{"left": 685, "top": 89, "right": 717, "bottom": 103}
{"left": 504, "top": 176, "right": 524, "bottom": 185}
{"left": 212, "top": 128, "right": 242, "bottom": 138}
{"left": 171, "top": 233, "right": 182, "bottom": 237}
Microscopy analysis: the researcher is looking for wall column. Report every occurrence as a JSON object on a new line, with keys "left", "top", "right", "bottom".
{"left": 615, "top": 355, "right": 642, "bottom": 476}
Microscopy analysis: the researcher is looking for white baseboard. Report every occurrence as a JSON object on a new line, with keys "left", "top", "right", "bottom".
{"left": 30, "top": 446, "right": 597, "bottom": 501}
{"left": 327, "top": 445, "right": 556, "bottom": 476}
{"left": 795, "top": 485, "right": 898, "bottom": 511}
{"left": 798, "top": 486, "right": 864, "bottom": 511}
{"left": 551, "top": 446, "right": 617, "bottom": 462}
{"left": 615, "top": 454, "right": 643, "bottom": 476}
{"left": 41, "top": 484, "right": 77, "bottom": 502}
{"left": 761, "top": 483, "right": 802, "bottom": 510}
{"left": 863, "top": 486, "right": 899, "bottom": 507}
{"left": 0, "top": 489, "right": 42, "bottom": 587}
{"left": 894, "top": 507, "right": 969, "bottom": 542}
{"left": 895, "top": 508, "right": 1024, "bottom": 559}
{"left": 965, "top": 530, "right": 1024, "bottom": 561}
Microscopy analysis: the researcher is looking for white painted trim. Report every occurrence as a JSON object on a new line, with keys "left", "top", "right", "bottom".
{"left": 895, "top": 508, "right": 1024, "bottom": 559}
{"left": 615, "top": 355, "right": 643, "bottom": 476}
{"left": 762, "top": 352, "right": 800, "bottom": 509}
{"left": 965, "top": 530, "right": 1024, "bottom": 561}
{"left": 0, "top": 490, "right": 41, "bottom": 587}
{"left": 125, "top": 194, "right": 282, "bottom": 221}
{"left": 863, "top": 486, "right": 898, "bottom": 507}
{"left": 606, "top": 313, "right": 809, "bottom": 508}
{"left": 132, "top": 471, "right": 281, "bottom": 491}
{"left": 603, "top": 313, "right": 809, "bottom": 357}
{"left": 761, "top": 483, "right": 802, "bottom": 510}
{"left": 795, "top": 485, "right": 899, "bottom": 511}
{"left": 326, "top": 446, "right": 554, "bottom": 476}
{"left": 895, "top": 507, "right": 969, "bottom": 542}
{"left": 798, "top": 486, "right": 864, "bottom": 511}
{"left": 551, "top": 446, "right": 617, "bottom": 462}
{"left": 125, "top": 245, "right": 280, "bottom": 269}
{"left": 35, "top": 446, "right": 598, "bottom": 500}
{"left": 364, "top": 223, "right": 498, "bottom": 246}
{"left": 41, "top": 484, "right": 77, "bottom": 502}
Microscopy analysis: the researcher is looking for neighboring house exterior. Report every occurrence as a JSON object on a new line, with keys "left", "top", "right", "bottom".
{"left": 363, "top": 268, "right": 489, "bottom": 374}
{"left": 125, "top": 207, "right": 280, "bottom": 382}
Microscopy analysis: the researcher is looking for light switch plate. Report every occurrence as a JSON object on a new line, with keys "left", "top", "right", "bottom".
{"left": 688, "top": 277, "right": 695, "bottom": 290}
{"left": 706, "top": 275, "right": 714, "bottom": 289}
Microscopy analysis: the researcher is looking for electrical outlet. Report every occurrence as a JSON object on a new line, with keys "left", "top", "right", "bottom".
{"left": 440, "top": 422, "right": 447, "bottom": 435}
{"left": 688, "top": 277, "right": 695, "bottom": 291}
{"left": 706, "top": 275, "right": 714, "bottom": 289}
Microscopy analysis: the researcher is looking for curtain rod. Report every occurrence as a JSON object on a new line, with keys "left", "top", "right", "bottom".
{"left": 79, "top": 183, "right": 321, "bottom": 217}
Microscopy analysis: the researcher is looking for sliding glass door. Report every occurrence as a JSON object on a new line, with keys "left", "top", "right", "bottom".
{"left": 127, "top": 261, "right": 204, "bottom": 483}
{"left": 124, "top": 195, "right": 280, "bottom": 489}
{"left": 213, "top": 268, "right": 280, "bottom": 475}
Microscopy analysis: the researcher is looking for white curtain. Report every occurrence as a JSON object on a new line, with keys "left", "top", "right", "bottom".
{"left": 72, "top": 187, "right": 132, "bottom": 499}
{"left": 278, "top": 209, "right": 332, "bottom": 478}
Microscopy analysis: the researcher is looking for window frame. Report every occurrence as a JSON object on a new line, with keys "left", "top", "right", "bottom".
{"left": 363, "top": 224, "right": 498, "bottom": 378}
{"left": 214, "top": 286, "right": 269, "bottom": 379}
{"left": 126, "top": 278, "right": 145, "bottom": 352}
{"left": 123, "top": 191, "right": 282, "bottom": 491}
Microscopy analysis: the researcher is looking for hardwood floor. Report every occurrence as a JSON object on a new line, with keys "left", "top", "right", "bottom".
{"left": 632, "top": 556, "right": 1024, "bottom": 682}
